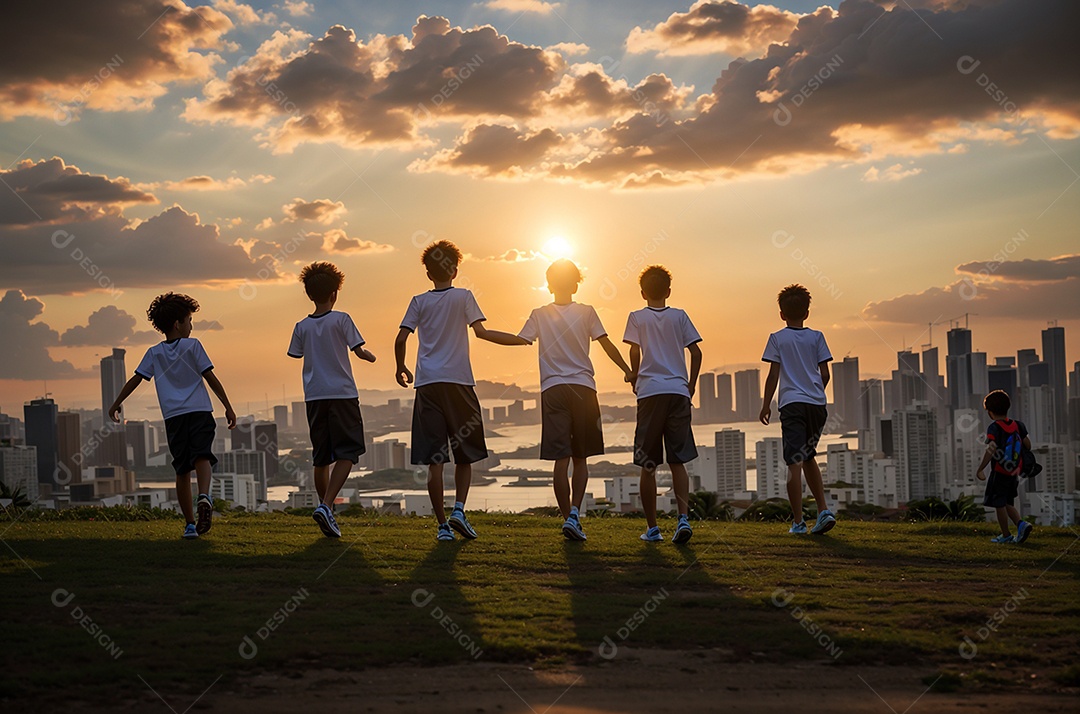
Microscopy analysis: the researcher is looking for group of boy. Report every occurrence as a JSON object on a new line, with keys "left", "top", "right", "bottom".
{"left": 109, "top": 241, "right": 1033, "bottom": 546}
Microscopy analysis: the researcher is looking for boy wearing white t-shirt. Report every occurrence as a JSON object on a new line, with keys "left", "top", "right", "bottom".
{"left": 108, "top": 293, "right": 236, "bottom": 539}
{"left": 758, "top": 284, "right": 835, "bottom": 536}
{"left": 623, "top": 266, "right": 702, "bottom": 544}
{"left": 492, "top": 259, "right": 635, "bottom": 541}
{"left": 288, "top": 262, "right": 376, "bottom": 538}
{"left": 395, "top": 240, "right": 522, "bottom": 542}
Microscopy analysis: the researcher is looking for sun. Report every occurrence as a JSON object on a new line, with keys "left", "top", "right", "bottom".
{"left": 543, "top": 236, "right": 574, "bottom": 260}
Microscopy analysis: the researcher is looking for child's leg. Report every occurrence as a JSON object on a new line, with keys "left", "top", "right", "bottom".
{"left": 786, "top": 463, "right": 804, "bottom": 522}
{"left": 454, "top": 463, "right": 471, "bottom": 507}
{"left": 176, "top": 472, "right": 194, "bottom": 523}
{"left": 570, "top": 457, "right": 589, "bottom": 512}
{"left": 993, "top": 507, "right": 1010, "bottom": 535}
{"left": 428, "top": 463, "right": 445, "bottom": 522}
{"left": 803, "top": 459, "right": 828, "bottom": 514}
{"left": 194, "top": 458, "right": 212, "bottom": 497}
{"left": 313, "top": 465, "right": 329, "bottom": 501}
{"left": 553, "top": 457, "right": 571, "bottom": 518}
{"left": 321, "top": 459, "right": 353, "bottom": 508}
{"left": 669, "top": 462, "right": 690, "bottom": 517}
{"left": 640, "top": 466, "right": 658, "bottom": 528}
{"left": 1005, "top": 504, "right": 1021, "bottom": 527}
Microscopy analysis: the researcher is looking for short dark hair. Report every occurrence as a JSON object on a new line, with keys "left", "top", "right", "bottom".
{"left": 639, "top": 265, "right": 671, "bottom": 300}
{"left": 300, "top": 261, "right": 344, "bottom": 302}
{"left": 984, "top": 390, "right": 1011, "bottom": 415}
{"left": 546, "top": 259, "right": 582, "bottom": 291}
{"left": 422, "top": 240, "right": 462, "bottom": 281}
{"left": 778, "top": 284, "right": 811, "bottom": 319}
{"left": 147, "top": 293, "right": 199, "bottom": 334}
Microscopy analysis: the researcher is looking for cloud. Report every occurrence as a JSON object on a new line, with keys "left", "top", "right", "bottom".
{"left": 482, "top": 0, "right": 560, "bottom": 15}
{"left": 138, "top": 174, "right": 274, "bottom": 192}
{"left": 412, "top": 124, "right": 565, "bottom": 177}
{"left": 322, "top": 229, "right": 395, "bottom": 254}
{"left": 546, "top": 42, "right": 589, "bottom": 56}
{"left": 282, "top": 197, "right": 347, "bottom": 224}
{"left": 213, "top": 0, "right": 277, "bottom": 25}
{"left": 477, "top": 248, "right": 544, "bottom": 262}
{"left": 282, "top": 1, "right": 312, "bottom": 17}
{"left": 0, "top": 0, "right": 233, "bottom": 122}
{"left": 60, "top": 306, "right": 140, "bottom": 346}
{"left": 862, "top": 163, "right": 923, "bottom": 182}
{"left": 0, "top": 158, "right": 274, "bottom": 295}
{"left": 0, "top": 290, "right": 79, "bottom": 379}
{"left": 626, "top": 1, "right": 804, "bottom": 58}
{"left": 861, "top": 254, "right": 1080, "bottom": 324}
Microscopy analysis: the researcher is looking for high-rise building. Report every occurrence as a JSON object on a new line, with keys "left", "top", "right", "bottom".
{"left": 1023, "top": 385, "right": 1056, "bottom": 444}
{"left": 98, "top": 348, "right": 127, "bottom": 467}
{"left": 921, "top": 346, "right": 945, "bottom": 410}
{"left": 1030, "top": 444, "right": 1069, "bottom": 494}
{"left": 215, "top": 450, "right": 267, "bottom": 501}
{"left": 714, "top": 429, "right": 746, "bottom": 498}
{"left": 897, "top": 350, "right": 920, "bottom": 375}
{"left": 755, "top": 437, "right": 787, "bottom": 500}
{"left": 209, "top": 472, "right": 257, "bottom": 510}
{"left": 56, "top": 411, "right": 82, "bottom": 486}
{"left": 698, "top": 373, "right": 717, "bottom": 422}
{"left": 253, "top": 421, "right": 279, "bottom": 483}
{"left": 124, "top": 420, "right": 152, "bottom": 469}
{"left": 273, "top": 405, "right": 289, "bottom": 433}
{"left": 858, "top": 379, "right": 884, "bottom": 437}
{"left": 946, "top": 327, "right": 973, "bottom": 410}
{"left": 23, "top": 398, "right": 57, "bottom": 492}
{"left": 232, "top": 415, "right": 256, "bottom": 450}
{"left": 716, "top": 372, "right": 733, "bottom": 420}
{"left": 832, "top": 357, "right": 860, "bottom": 431}
{"left": 987, "top": 365, "right": 1017, "bottom": 403}
{"left": 291, "top": 401, "right": 306, "bottom": 433}
{"left": 0, "top": 440, "right": 38, "bottom": 501}
{"left": 893, "top": 402, "right": 939, "bottom": 502}
{"left": 734, "top": 369, "right": 760, "bottom": 422}
{"left": 1042, "top": 325, "right": 1067, "bottom": 440}
{"left": 1016, "top": 349, "right": 1038, "bottom": 389}
{"left": 0, "top": 412, "right": 23, "bottom": 441}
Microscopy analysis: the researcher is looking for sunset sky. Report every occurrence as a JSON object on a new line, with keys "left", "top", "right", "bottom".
{"left": 1, "top": 0, "right": 1077, "bottom": 420}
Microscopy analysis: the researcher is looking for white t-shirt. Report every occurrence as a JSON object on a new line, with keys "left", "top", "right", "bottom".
{"left": 400, "top": 287, "right": 485, "bottom": 387}
{"left": 761, "top": 326, "right": 832, "bottom": 407}
{"left": 518, "top": 302, "right": 608, "bottom": 393}
{"left": 288, "top": 310, "right": 365, "bottom": 401}
{"left": 622, "top": 307, "right": 702, "bottom": 399}
{"left": 135, "top": 338, "right": 215, "bottom": 419}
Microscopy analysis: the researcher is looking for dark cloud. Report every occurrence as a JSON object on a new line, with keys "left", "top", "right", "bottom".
{"left": 627, "top": 0, "right": 803, "bottom": 57}
{"left": 413, "top": 124, "right": 564, "bottom": 177}
{"left": 282, "top": 197, "right": 346, "bottom": 224}
{"left": 59, "top": 306, "right": 138, "bottom": 346}
{"left": 137, "top": 174, "right": 274, "bottom": 192}
{"left": 323, "top": 230, "right": 395, "bottom": 255}
{"left": 0, "top": 0, "right": 232, "bottom": 121}
{"left": 0, "top": 290, "right": 79, "bottom": 379}
{"left": 0, "top": 158, "right": 274, "bottom": 295}
{"left": 956, "top": 254, "right": 1080, "bottom": 282}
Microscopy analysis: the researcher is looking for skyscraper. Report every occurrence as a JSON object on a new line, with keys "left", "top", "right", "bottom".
{"left": 56, "top": 411, "right": 82, "bottom": 485}
{"left": 716, "top": 372, "right": 733, "bottom": 420}
{"left": 23, "top": 398, "right": 57, "bottom": 492}
{"left": 253, "top": 421, "right": 279, "bottom": 484}
{"left": 893, "top": 403, "right": 939, "bottom": 501}
{"left": 273, "top": 405, "right": 290, "bottom": 433}
{"left": 946, "top": 327, "right": 974, "bottom": 410}
{"left": 987, "top": 365, "right": 1017, "bottom": 403}
{"left": 734, "top": 369, "right": 760, "bottom": 422}
{"left": 98, "top": 348, "right": 127, "bottom": 467}
{"left": 698, "top": 373, "right": 717, "bottom": 422}
{"left": 0, "top": 440, "right": 38, "bottom": 501}
{"left": 755, "top": 437, "right": 787, "bottom": 500}
{"left": 714, "top": 429, "right": 746, "bottom": 498}
{"left": 832, "top": 357, "right": 860, "bottom": 431}
{"left": 1042, "top": 325, "right": 1067, "bottom": 440}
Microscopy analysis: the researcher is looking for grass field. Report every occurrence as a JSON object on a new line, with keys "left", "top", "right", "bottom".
{"left": 2, "top": 512, "right": 1079, "bottom": 709}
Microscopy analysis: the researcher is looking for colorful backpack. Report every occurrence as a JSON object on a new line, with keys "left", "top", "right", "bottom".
{"left": 995, "top": 420, "right": 1022, "bottom": 476}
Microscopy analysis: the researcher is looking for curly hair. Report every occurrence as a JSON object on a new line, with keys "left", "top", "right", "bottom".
{"left": 984, "top": 389, "right": 1011, "bottom": 415}
{"left": 147, "top": 293, "right": 200, "bottom": 334}
{"left": 299, "top": 261, "right": 345, "bottom": 302}
{"left": 777, "top": 284, "right": 811, "bottom": 319}
{"left": 421, "top": 240, "right": 462, "bottom": 282}
{"left": 639, "top": 265, "right": 672, "bottom": 300}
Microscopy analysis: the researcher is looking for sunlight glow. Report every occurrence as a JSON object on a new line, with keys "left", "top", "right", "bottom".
{"left": 543, "top": 235, "right": 574, "bottom": 260}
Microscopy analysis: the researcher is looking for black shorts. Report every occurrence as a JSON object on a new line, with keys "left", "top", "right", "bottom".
{"left": 306, "top": 398, "right": 366, "bottom": 467}
{"left": 779, "top": 402, "right": 827, "bottom": 465}
{"left": 983, "top": 471, "right": 1019, "bottom": 508}
{"left": 164, "top": 411, "right": 218, "bottom": 476}
{"left": 633, "top": 394, "right": 698, "bottom": 468}
{"left": 411, "top": 383, "right": 488, "bottom": 465}
{"left": 540, "top": 384, "right": 604, "bottom": 460}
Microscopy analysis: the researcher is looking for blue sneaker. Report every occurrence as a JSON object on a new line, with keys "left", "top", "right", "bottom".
{"left": 990, "top": 534, "right": 1015, "bottom": 544}
{"left": 436, "top": 522, "right": 455, "bottom": 541}
{"left": 640, "top": 526, "right": 663, "bottom": 542}
{"left": 672, "top": 516, "right": 693, "bottom": 544}
{"left": 811, "top": 510, "right": 836, "bottom": 535}
{"left": 1015, "top": 521, "right": 1033, "bottom": 544}
{"left": 562, "top": 514, "right": 587, "bottom": 541}
{"left": 313, "top": 504, "right": 341, "bottom": 538}
{"left": 182, "top": 523, "right": 198, "bottom": 539}
{"left": 195, "top": 494, "right": 213, "bottom": 535}
{"left": 448, "top": 509, "right": 477, "bottom": 539}
{"left": 789, "top": 521, "right": 808, "bottom": 535}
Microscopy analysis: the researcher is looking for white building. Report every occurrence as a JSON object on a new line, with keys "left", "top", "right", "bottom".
{"left": 755, "top": 437, "right": 796, "bottom": 501}
{"left": 287, "top": 489, "right": 320, "bottom": 509}
{"left": 1028, "top": 443, "right": 1070, "bottom": 494}
{"left": 687, "top": 446, "right": 715, "bottom": 492}
{"left": 893, "top": 402, "right": 939, "bottom": 501}
{"left": 210, "top": 472, "right": 257, "bottom": 510}
{"left": 604, "top": 475, "right": 641, "bottom": 513}
{"left": 0, "top": 442, "right": 38, "bottom": 502}
{"left": 215, "top": 449, "right": 268, "bottom": 502}
{"left": 715, "top": 429, "right": 747, "bottom": 498}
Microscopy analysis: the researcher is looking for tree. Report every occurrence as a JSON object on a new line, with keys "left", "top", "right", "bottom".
{"left": 688, "top": 491, "right": 734, "bottom": 521}
{"left": 0, "top": 480, "right": 32, "bottom": 510}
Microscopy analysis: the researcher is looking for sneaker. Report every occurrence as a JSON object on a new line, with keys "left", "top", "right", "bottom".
{"left": 811, "top": 510, "right": 836, "bottom": 535}
{"left": 640, "top": 526, "right": 663, "bottom": 542}
{"left": 313, "top": 504, "right": 341, "bottom": 538}
{"left": 789, "top": 521, "right": 808, "bottom": 535}
{"left": 436, "top": 522, "right": 455, "bottom": 541}
{"left": 990, "top": 534, "right": 1015, "bottom": 544}
{"left": 182, "top": 523, "right": 198, "bottom": 539}
{"left": 448, "top": 509, "right": 477, "bottom": 540}
{"left": 562, "top": 514, "right": 587, "bottom": 541}
{"left": 1015, "top": 521, "right": 1033, "bottom": 544}
{"left": 672, "top": 516, "right": 693, "bottom": 544}
{"left": 195, "top": 494, "right": 213, "bottom": 535}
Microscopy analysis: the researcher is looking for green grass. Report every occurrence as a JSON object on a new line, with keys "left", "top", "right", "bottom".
{"left": 2, "top": 513, "right": 1078, "bottom": 703}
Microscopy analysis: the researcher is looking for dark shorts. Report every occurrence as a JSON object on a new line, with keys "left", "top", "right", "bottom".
{"left": 779, "top": 402, "right": 828, "bottom": 465}
{"left": 633, "top": 394, "right": 698, "bottom": 468}
{"left": 411, "top": 383, "right": 488, "bottom": 465}
{"left": 164, "top": 411, "right": 218, "bottom": 476}
{"left": 540, "top": 384, "right": 604, "bottom": 460}
{"left": 306, "top": 398, "right": 366, "bottom": 467}
{"left": 983, "top": 471, "right": 1019, "bottom": 508}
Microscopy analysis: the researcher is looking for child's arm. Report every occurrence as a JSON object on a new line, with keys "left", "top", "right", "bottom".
{"left": 597, "top": 336, "right": 634, "bottom": 380}
{"left": 203, "top": 369, "right": 237, "bottom": 429}
{"left": 975, "top": 442, "right": 995, "bottom": 480}
{"left": 819, "top": 361, "right": 830, "bottom": 389}
{"left": 628, "top": 344, "right": 641, "bottom": 390}
{"left": 471, "top": 321, "right": 530, "bottom": 346}
{"left": 107, "top": 375, "right": 145, "bottom": 422}
{"left": 352, "top": 345, "right": 377, "bottom": 363}
{"left": 759, "top": 362, "right": 781, "bottom": 425}
{"left": 686, "top": 342, "right": 702, "bottom": 398}
{"left": 394, "top": 327, "right": 414, "bottom": 387}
